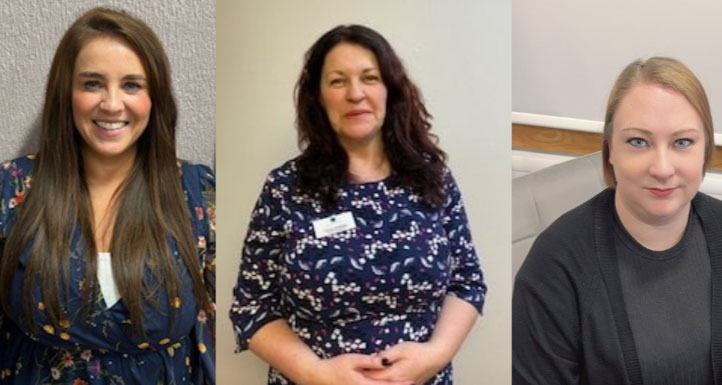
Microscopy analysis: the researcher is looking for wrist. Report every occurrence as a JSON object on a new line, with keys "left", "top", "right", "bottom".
{"left": 426, "top": 339, "right": 455, "bottom": 368}
{"left": 298, "top": 355, "right": 325, "bottom": 385}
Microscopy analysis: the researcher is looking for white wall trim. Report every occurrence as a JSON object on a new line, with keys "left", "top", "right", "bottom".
{"left": 511, "top": 112, "right": 603, "bottom": 133}
{"left": 512, "top": 111, "right": 722, "bottom": 144}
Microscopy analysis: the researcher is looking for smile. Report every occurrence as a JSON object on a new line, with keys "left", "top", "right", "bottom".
{"left": 94, "top": 120, "right": 128, "bottom": 131}
{"left": 647, "top": 188, "right": 676, "bottom": 197}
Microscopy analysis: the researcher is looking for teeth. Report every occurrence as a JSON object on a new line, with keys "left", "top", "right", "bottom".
{"left": 95, "top": 121, "right": 126, "bottom": 130}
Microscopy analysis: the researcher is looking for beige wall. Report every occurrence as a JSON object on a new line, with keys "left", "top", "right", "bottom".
{"left": 513, "top": 0, "right": 722, "bottom": 132}
{"left": 216, "top": 1, "right": 511, "bottom": 384}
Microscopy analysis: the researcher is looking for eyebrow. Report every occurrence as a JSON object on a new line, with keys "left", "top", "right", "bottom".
{"left": 619, "top": 127, "right": 701, "bottom": 136}
{"left": 77, "top": 71, "right": 147, "bottom": 81}
{"left": 326, "top": 67, "right": 380, "bottom": 76}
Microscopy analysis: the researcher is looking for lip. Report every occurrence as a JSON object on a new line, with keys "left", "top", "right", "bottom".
{"left": 343, "top": 109, "right": 371, "bottom": 118}
{"left": 93, "top": 120, "right": 129, "bottom": 138}
{"left": 647, "top": 187, "right": 677, "bottom": 197}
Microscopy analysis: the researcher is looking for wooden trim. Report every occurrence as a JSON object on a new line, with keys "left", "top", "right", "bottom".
{"left": 512, "top": 123, "right": 602, "bottom": 155}
{"left": 512, "top": 123, "right": 722, "bottom": 170}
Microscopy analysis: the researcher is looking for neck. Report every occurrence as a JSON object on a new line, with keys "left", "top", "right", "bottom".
{"left": 342, "top": 137, "right": 390, "bottom": 183}
{"left": 81, "top": 147, "right": 137, "bottom": 252}
{"left": 614, "top": 191, "right": 690, "bottom": 251}
{"left": 82, "top": 148, "right": 137, "bottom": 190}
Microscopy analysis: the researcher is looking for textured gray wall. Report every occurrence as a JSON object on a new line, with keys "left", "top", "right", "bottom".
{"left": 0, "top": 0, "right": 215, "bottom": 167}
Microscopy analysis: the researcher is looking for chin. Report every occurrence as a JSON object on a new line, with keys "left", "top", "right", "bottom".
{"left": 644, "top": 201, "right": 688, "bottom": 221}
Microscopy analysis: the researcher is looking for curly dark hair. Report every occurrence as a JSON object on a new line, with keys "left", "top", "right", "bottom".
{"left": 295, "top": 24, "right": 446, "bottom": 208}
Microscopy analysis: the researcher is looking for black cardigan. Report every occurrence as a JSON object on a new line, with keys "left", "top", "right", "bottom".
{"left": 513, "top": 188, "right": 722, "bottom": 385}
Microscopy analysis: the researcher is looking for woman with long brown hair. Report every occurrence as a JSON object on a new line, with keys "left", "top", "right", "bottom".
{"left": 231, "top": 25, "right": 486, "bottom": 385}
{"left": 0, "top": 7, "right": 215, "bottom": 384}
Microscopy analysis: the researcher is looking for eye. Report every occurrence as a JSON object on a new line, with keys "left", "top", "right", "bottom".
{"left": 363, "top": 74, "right": 381, "bottom": 83}
{"left": 627, "top": 137, "right": 648, "bottom": 148}
{"left": 123, "top": 82, "right": 143, "bottom": 93}
{"left": 83, "top": 80, "right": 102, "bottom": 91}
{"left": 674, "top": 138, "right": 693, "bottom": 149}
{"left": 328, "top": 78, "right": 345, "bottom": 87}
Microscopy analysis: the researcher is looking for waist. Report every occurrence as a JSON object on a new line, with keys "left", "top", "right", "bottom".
{"left": 3, "top": 317, "right": 192, "bottom": 355}
{"left": 288, "top": 311, "right": 437, "bottom": 356}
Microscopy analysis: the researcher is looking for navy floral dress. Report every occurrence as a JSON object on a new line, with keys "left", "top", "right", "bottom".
{"left": 0, "top": 155, "right": 216, "bottom": 385}
{"left": 230, "top": 159, "right": 486, "bottom": 385}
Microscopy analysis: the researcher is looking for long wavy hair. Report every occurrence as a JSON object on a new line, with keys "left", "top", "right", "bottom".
{"left": 295, "top": 25, "right": 446, "bottom": 208}
{"left": 0, "top": 7, "right": 209, "bottom": 337}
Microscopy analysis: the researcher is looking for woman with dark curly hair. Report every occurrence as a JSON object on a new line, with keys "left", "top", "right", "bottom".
{"left": 0, "top": 7, "right": 215, "bottom": 384}
{"left": 231, "top": 25, "right": 486, "bottom": 385}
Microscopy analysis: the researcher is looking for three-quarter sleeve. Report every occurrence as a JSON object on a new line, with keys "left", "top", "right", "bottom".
{"left": 230, "top": 171, "right": 288, "bottom": 352}
{"left": 441, "top": 169, "right": 486, "bottom": 314}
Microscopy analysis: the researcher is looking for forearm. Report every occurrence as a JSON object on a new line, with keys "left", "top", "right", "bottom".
{"left": 248, "top": 318, "right": 321, "bottom": 385}
{"left": 427, "top": 295, "right": 479, "bottom": 364}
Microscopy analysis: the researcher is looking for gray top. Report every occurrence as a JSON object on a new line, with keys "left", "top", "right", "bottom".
{"left": 615, "top": 208, "right": 712, "bottom": 385}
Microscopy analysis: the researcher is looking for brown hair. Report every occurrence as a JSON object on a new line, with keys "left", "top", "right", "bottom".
{"left": 0, "top": 7, "right": 208, "bottom": 337}
{"left": 602, "top": 57, "right": 714, "bottom": 188}
{"left": 295, "top": 24, "right": 446, "bottom": 208}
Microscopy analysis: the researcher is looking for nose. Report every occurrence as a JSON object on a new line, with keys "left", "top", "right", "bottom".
{"left": 99, "top": 88, "right": 123, "bottom": 113}
{"left": 649, "top": 147, "right": 674, "bottom": 180}
{"left": 345, "top": 79, "right": 365, "bottom": 102}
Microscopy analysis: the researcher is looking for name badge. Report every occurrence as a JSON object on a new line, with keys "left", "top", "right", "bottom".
{"left": 312, "top": 211, "right": 356, "bottom": 238}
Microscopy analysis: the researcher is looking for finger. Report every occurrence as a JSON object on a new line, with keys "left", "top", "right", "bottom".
{"left": 362, "top": 367, "right": 391, "bottom": 381}
{"left": 361, "top": 366, "right": 411, "bottom": 383}
{"left": 379, "top": 344, "right": 405, "bottom": 363}
{"left": 359, "top": 376, "right": 413, "bottom": 385}
{"left": 349, "top": 353, "right": 386, "bottom": 370}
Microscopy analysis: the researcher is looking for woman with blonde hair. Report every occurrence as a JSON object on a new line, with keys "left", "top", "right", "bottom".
{"left": 513, "top": 57, "right": 720, "bottom": 384}
{"left": 0, "top": 7, "right": 215, "bottom": 384}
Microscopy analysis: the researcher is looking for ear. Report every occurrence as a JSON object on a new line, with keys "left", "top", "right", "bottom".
{"left": 607, "top": 142, "right": 614, "bottom": 165}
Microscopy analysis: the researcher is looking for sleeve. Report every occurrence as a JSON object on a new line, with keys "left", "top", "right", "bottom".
{"left": 0, "top": 156, "right": 33, "bottom": 351}
{"left": 512, "top": 232, "right": 581, "bottom": 385}
{"left": 441, "top": 169, "right": 486, "bottom": 314}
{"left": 229, "top": 171, "right": 288, "bottom": 352}
{"left": 0, "top": 157, "right": 31, "bottom": 240}
{"left": 183, "top": 164, "right": 216, "bottom": 385}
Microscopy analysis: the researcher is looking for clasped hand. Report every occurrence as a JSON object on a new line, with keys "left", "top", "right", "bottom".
{"left": 311, "top": 342, "right": 446, "bottom": 385}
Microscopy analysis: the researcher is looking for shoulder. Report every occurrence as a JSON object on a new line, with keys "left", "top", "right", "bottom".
{"left": 1, "top": 154, "right": 36, "bottom": 177}
{"left": 0, "top": 154, "right": 36, "bottom": 195}
{"left": 264, "top": 158, "right": 298, "bottom": 186}
{"left": 438, "top": 164, "right": 459, "bottom": 193}
{"left": 0, "top": 155, "right": 36, "bottom": 230}
{"left": 693, "top": 191, "right": 722, "bottom": 212}
{"left": 541, "top": 190, "right": 606, "bottom": 242}
{"left": 692, "top": 191, "right": 722, "bottom": 231}
{"left": 178, "top": 160, "right": 214, "bottom": 188}
{"left": 517, "top": 189, "right": 612, "bottom": 282}
{"left": 178, "top": 160, "right": 214, "bottom": 181}
{"left": 255, "top": 158, "right": 301, "bottom": 200}
{"left": 177, "top": 160, "right": 215, "bottom": 203}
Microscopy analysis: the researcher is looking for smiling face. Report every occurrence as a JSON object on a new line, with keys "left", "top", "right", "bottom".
{"left": 610, "top": 81, "right": 706, "bottom": 226}
{"left": 319, "top": 42, "right": 387, "bottom": 150}
{"left": 72, "top": 36, "right": 151, "bottom": 162}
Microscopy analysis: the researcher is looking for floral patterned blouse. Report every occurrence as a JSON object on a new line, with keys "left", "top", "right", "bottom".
{"left": 230, "top": 159, "right": 486, "bottom": 385}
{"left": 0, "top": 155, "right": 216, "bottom": 385}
